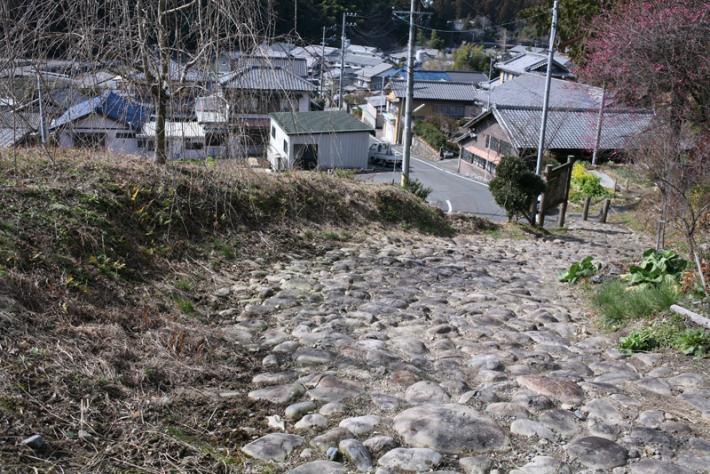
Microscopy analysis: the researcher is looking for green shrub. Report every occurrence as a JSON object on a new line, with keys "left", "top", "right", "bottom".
{"left": 623, "top": 249, "right": 689, "bottom": 287}
{"left": 413, "top": 120, "right": 449, "bottom": 151}
{"left": 406, "top": 179, "right": 432, "bottom": 201}
{"left": 489, "top": 156, "right": 546, "bottom": 224}
{"left": 674, "top": 329, "right": 710, "bottom": 357}
{"left": 570, "top": 162, "right": 611, "bottom": 202}
{"left": 593, "top": 278, "right": 679, "bottom": 328}
{"left": 559, "top": 256, "right": 598, "bottom": 284}
{"left": 619, "top": 328, "right": 659, "bottom": 353}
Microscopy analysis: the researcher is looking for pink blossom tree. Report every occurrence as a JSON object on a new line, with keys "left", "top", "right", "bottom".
{"left": 579, "top": 0, "right": 709, "bottom": 129}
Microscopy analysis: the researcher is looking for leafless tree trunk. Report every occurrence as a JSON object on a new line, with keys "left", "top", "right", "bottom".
{"left": 1, "top": 0, "right": 268, "bottom": 164}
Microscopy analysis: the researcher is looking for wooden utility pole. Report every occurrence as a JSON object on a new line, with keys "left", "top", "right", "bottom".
{"left": 591, "top": 87, "right": 606, "bottom": 166}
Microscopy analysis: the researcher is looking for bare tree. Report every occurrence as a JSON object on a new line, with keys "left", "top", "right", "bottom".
{"left": 0, "top": 0, "right": 268, "bottom": 163}
{"left": 634, "top": 121, "right": 709, "bottom": 293}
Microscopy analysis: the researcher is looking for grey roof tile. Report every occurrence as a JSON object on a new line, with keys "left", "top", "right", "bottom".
{"left": 220, "top": 66, "right": 316, "bottom": 92}
{"left": 493, "top": 105, "right": 653, "bottom": 151}
{"left": 390, "top": 80, "right": 478, "bottom": 102}
{"left": 479, "top": 74, "right": 604, "bottom": 108}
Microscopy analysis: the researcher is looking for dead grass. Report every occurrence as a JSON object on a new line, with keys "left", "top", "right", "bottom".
{"left": 0, "top": 149, "right": 496, "bottom": 471}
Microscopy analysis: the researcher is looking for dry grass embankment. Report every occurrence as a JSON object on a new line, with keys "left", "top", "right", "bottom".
{"left": 0, "top": 149, "right": 492, "bottom": 472}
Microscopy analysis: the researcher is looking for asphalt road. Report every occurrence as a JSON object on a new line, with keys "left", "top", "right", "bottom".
{"left": 357, "top": 151, "right": 507, "bottom": 222}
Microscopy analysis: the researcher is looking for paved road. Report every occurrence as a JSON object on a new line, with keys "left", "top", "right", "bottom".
{"left": 357, "top": 150, "right": 507, "bottom": 222}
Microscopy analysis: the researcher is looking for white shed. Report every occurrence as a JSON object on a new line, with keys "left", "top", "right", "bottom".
{"left": 139, "top": 122, "right": 217, "bottom": 160}
{"left": 267, "top": 111, "right": 373, "bottom": 170}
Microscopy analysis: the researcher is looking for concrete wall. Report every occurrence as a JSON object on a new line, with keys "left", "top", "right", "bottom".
{"left": 411, "top": 136, "right": 440, "bottom": 162}
{"left": 267, "top": 119, "right": 369, "bottom": 170}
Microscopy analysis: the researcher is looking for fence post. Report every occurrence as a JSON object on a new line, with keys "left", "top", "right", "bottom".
{"left": 538, "top": 164, "right": 553, "bottom": 227}
{"left": 582, "top": 196, "right": 592, "bottom": 221}
{"left": 599, "top": 198, "right": 611, "bottom": 223}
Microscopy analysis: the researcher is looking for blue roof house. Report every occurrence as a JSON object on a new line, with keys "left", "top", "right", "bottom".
{"left": 50, "top": 91, "right": 151, "bottom": 156}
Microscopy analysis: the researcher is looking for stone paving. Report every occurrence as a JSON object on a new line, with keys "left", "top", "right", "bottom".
{"left": 223, "top": 221, "right": 709, "bottom": 473}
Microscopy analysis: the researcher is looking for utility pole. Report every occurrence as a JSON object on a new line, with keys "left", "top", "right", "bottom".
{"left": 338, "top": 12, "right": 356, "bottom": 109}
{"left": 320, "top": 26, "right": 327, "bottom": 98}
{"left": 534, "top": 0, "right": 559, "bottom": 176}
{"left": 398, "top": 0, "right": 432, "bottom": 188}
{"left": 294, "top": 0, "right": 298, "bottom": 35}
{"left": 591, "top": 86, "right": 606, "bottom": 166}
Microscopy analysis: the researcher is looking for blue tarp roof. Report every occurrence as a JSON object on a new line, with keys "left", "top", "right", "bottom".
{"left": 50, "top": 91, "right": 150, "bottom": 131}
{"left": 392, "top": 69, "right": 451, "bottom": 82}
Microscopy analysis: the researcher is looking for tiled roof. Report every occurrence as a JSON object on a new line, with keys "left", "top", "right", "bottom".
{"left": 493, "top": 105, "right": 653, "bottom": 151}
{"left": 495, "top": 52, "right": 573, "bottom": 77}
{"left": 343, "top": 53, "right": 385, "bottom": 68}
{"left": 478, "top": 74, "right": 604, "bottom": 109}
{"left": 359, "top": 63, "right": 395, "bottom": 79}
{"left": 270, "top": 111, "right": 373, "bottom": 135}
{"left": 508, "top": 45, "right": 572, "bottom": 67}
{"left": 233, "top": 56, "right": 308, "bottom": 78}
{"left": 49, "top": 91, "right": 150, "bottom": 131}
{"left": 390, "top": 80, "right": 478, "bottom": 102}
{"left": 220, "top": 66, "right": 316, "bottom": 92}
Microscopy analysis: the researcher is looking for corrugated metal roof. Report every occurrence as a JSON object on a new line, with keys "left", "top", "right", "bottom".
{"left": 220, "top": 66, "right": 316, "bottom": 92}
{"left": 493, "top": 105, "right": 653, "bottom": 151}
{"left": 270, "top": 111, "right": 373, "bottom": 135}
{"left": 50, "top": 92, "right": 150, "bottom": 131}
{"left": 141, "top": 121, "right": 205, "bottom": 138}
{"left": 480, "top": 74, "right": 604, "bottom": 108}
{"left": 390, "top": 80, "right": 478, "bottom": 102}
{"left": 0, "top": 111, "right": 40, "bottom": 147}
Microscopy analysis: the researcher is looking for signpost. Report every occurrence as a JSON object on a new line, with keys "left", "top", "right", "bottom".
{"left": 538, "top": 156, "right": 574, "bottom": 227}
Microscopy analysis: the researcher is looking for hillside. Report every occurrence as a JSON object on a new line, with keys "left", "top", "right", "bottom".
{"left": 0, "top": 150, "right": 495, "bottom": 471}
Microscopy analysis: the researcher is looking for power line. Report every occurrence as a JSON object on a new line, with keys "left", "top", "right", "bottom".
{"left": 391, "top": 10, "right": 549, "bottom": 34}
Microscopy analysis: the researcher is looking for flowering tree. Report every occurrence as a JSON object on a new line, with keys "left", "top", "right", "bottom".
{"left": 579, "top": 0, "right": 709, "bottom": 129}
{"left": 580, "top": 0, "right": 709, "bottom": 292}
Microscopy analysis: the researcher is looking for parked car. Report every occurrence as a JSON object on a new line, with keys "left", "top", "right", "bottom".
{"left": 368, "top": 140, "right": 402, "bottom": 168}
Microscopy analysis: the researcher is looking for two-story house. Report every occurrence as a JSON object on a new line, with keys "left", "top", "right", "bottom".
{"left": 218, "top": 61, "right": 317, "bottom": 155}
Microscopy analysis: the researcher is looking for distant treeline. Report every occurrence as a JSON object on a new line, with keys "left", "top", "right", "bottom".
{"left": 271, "top": 0, "right": 544, "bottom": 47}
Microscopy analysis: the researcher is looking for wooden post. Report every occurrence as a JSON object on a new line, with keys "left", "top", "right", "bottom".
{"left": 538, "top": 164, "right": 553, "bottom": 227}
{"left": 557, "top": 155, "right": 574, "bottom": 227}
{"left": 582, "top": 196, "right": 592, "bottom": 221}
{"left": 600, "top": 198, "right": 611, "bottom": 223}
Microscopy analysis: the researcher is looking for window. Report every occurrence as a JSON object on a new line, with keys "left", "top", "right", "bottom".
{"left": 206, "top": 133, "right": 225, "bottom": 146}
{"left": 185, "top": 141, "right": 204, "bottom": 150}
{"left": 271, "top": 126, "right": 276, "bottom": 138}
{"left": 74, "top": 133, "right": 105, "bottom": 149}
{"left": 116, "top": 132, "right": 135, "bottom": 139}
{"left": 283, "top": 139, "right": 288, "bottom": 152}
{"left": 138, "top": 139, "right": 155, "bottom": 151}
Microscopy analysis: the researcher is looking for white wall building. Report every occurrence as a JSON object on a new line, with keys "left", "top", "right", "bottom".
{"left": 139, "top": 122, "right": 222, "bottom": 160}
{"left": 50, "top": 92, "right": 149, "bottom": 155}
{"left": 267, "top": 111, "right": 373, "bottom": 170}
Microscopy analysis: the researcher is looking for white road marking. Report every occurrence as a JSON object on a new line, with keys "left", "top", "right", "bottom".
{"left": 411, "top": 157, "right": 490, "bottom": 188}
{"left": 446, "top": 200, "right": 453, "bottom": 214}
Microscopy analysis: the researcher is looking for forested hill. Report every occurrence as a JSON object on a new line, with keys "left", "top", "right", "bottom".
{"left": 272, "top": 0, "right": 544, "bottom": 47}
